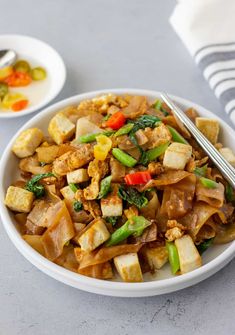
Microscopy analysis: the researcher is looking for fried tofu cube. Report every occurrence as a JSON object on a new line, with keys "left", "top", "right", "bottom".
{"left": 78, "top": 218, "right": 110, "bottom": 251}
{"left": 114, "top": 253, "right": 143, "bottom": 282}
{"left": 101, "top": 187, "right": 123, "bottom": 217}
{"left": 66, "top": 168, "right": 89, "bottom": 184}
{"left": 36, "top": 145, "right": 59, "bottom": 163}
{"left": 163, "top": 143, "right": 192, "bottom": 170}
{"left": 5, "top": 186, "right": 34, "bottom": 213}
{"left": 195, "top": 117, "right": 219, "bottom": 144}
{"left": 60, "top": 186, "right": 75, "bottom": 200}
{"left": 48, "top": 112, "right": 75, "bottom": 145}
{"left": 219, "top": 147, "right": 235, "bottom": 167}
{"left": 12, "top": 128, "right": 44, "bottom": 158}
{"left": 175, "top": 235, "right": 202, "bottom": 274}
{"left": 144, "top": 246, "right": 168, "bottom": 270}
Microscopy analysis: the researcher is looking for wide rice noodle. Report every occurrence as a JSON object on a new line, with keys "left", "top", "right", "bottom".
{"left": 41, "top": 201, "right": 75, "bottom": 260}
{"left": 196, "top": 181, "right": 224, "bottom": 208}
{"left": 179, "top": 202, "right": 221, "bottom": 239}
{"left": 76, "top": 244, "right": 142, "bottom": 269}
{"left": 160, "top": 174, "right": 196, "bottom": 219}
{"left": 140, "top": 191, "right": 159, "bottom": 219}
{"left": 142, "top": 170, "right": 191, "bottom": 190}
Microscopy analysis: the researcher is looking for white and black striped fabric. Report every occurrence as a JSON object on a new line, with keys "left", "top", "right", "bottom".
{"left": 170, "top": 0, "right": 235, "bottom": 126}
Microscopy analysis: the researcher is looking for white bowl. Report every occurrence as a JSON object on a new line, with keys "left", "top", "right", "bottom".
{"left": 0, "top": 89, "right": 235, "bottom": 297}
{"left": 0, "top": 34, "right": 66, "bottom": 118}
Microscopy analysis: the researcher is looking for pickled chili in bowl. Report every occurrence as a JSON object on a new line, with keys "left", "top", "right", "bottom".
{"left": 4, "top": 94, "right": 235, "bottom": 282}
{"left": 0, "top": 59, "right": 47, "bottom": 112}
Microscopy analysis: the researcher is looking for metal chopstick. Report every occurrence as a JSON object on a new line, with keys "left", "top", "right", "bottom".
{"left": 160, "top": 93, "right": 235, "bottom": 189}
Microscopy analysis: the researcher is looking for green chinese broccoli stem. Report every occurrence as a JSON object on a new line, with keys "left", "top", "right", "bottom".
{"left": 112, "top": 148, "right": 137, "bottom": 167}
{"left": 114, "top": 123, "right": 134, "bottom": 137}
{"left": 167, "top": 126, "right": 189, "bottom": 145}
{"left": 79, "top": 130, "right": 114, "bottom": 143}
{"left": 194, "top": 164, "right": 208, "bottom": 177}
{"left": 200, "top": 177, "right": 218, "bottom": 189}
{"left": 166, "top": 241, "right": 180, "bottom": 274}
{"left": 69, "top": 183, "right": 78, "bottom": 193}
{"left": 98, "top": 175, "right": 112, "bottom": 199}
{"left": 144, "top": 141, "right": 170, "bottom": 162}
{"left": 106, "top": 216, "right": 151, "bottom": 246}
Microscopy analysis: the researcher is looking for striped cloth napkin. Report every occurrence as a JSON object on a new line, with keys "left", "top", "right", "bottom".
{"left": 170, "top": 0, "right": 235, "bottom": 125}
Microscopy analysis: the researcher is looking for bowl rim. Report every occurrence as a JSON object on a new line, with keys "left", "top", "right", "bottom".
{"left": 1, "top": 88, "right": 235, "bottom": 296}
{"left": 0, "top": 34, "right": 66, "bottom": 119}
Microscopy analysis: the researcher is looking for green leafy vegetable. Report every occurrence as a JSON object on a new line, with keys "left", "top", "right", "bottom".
{"left": 112, "top": 148, "right": 137, "bottom": 167}
{"left": 106, "top": 216, "right": 151, "bottom": 246}
{"left": 197, "top": 238, "right": 214, "bottom": 254}
{"left": 69, "top": 183, "right": 78, "bottom": 193}
{"left": 118, "top": 185, "right": 148, "bottom": 208}
{"left": 98, "top": 175, "right": 112, "bottom": 199}
{"left": 114, "top": 123, "right": 134, "bottom": 137}
{"left": 166, "top": 241, "right": 180, "bottom": 274}
{"left": 194, "top": 164, "right": 208, "bottom": 177}
{"left": 73, "top": 201, "right": 83, "bottom": 212}
{"left": 139, "top": 141, "right": 170, "bottom": 165}
{"left": 167, "top": 126, "right": 189, "bottom": 145}
{"left": 200, "top": 177, "right": 218, "bottom": 189}
{"left": 25, "top": 173, "right": 55, "bottom": 198}
{"left": 127, "top": 115, "right": 161, "bottom": 160}
{"left": 128, "top": 115, "right": 161, "bottom": 148}
{"left": 106, "top": 216, "right": 119, "bottom": 226}
{"left": 225, "top": 184, "right": 235, "bottom": 202}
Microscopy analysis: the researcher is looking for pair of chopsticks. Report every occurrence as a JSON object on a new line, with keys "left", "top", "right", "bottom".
{"left": 161, "top": 93, "right": 235, "bottom": 189}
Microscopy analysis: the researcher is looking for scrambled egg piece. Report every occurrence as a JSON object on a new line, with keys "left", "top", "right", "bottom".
{"left": 165, "top": 220, "right": 186, "bottom": 242}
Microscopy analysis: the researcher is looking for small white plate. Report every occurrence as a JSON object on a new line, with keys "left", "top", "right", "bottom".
{"left": 0, "top": 89, "right": 235, "bottom": 297}
{"left": 0, "top": 34, "right": 66, "bottom": 118}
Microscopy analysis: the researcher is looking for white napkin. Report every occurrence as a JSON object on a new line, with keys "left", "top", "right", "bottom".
{"left": 170, "top": 0, "right": 235, "bottom": 125}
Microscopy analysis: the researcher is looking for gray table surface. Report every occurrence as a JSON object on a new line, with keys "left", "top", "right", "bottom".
{"left": 0, "top": 1, "right": 234, "bottom": 334}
